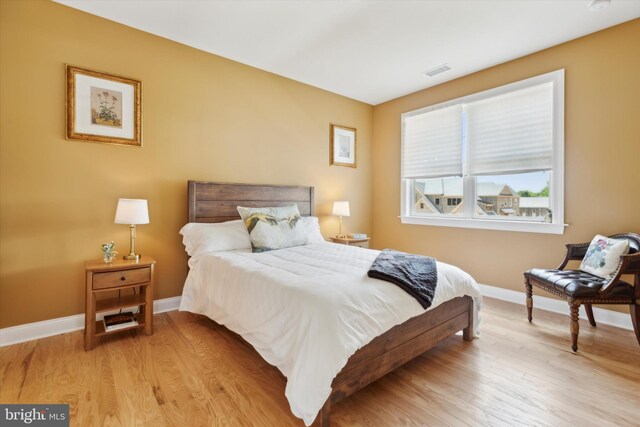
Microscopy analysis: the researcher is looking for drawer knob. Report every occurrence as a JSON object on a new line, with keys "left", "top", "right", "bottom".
{"left": 120, "top": 276, "right": 126, "bottom": 281}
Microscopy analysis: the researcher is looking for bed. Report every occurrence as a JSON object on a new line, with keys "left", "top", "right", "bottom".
{"left": 180, "top": 181, "right": 481, "bottom": 426}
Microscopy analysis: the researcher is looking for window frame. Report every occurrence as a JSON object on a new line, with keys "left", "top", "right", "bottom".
{"left": 400, "top": 70, "right": 565, "bottom": 235}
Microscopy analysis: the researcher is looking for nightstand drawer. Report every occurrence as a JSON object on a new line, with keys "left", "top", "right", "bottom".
{"left": 93, "top": 267, "right": 151, "bottom": 290}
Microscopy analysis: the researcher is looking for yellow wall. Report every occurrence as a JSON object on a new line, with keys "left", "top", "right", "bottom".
{"left": 1, "top": 1, "right": 638, "bottom": 329}
{"left": 0, "top": 0, "right": 373, "bottom": 328}
{"left": 372, "top": 20, "right": 640, "bottom": 312}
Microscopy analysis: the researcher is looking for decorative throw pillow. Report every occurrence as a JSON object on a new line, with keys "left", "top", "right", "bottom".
{"left": 237, "top": 205, "right": 308, "bottom": 252}
{"left": 579, "top": 235, "right": 629, "bottom": 279}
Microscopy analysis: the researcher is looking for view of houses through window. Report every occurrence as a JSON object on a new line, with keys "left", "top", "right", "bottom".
{"left": 414, "top": 171, "right": 551, "bottom": 222}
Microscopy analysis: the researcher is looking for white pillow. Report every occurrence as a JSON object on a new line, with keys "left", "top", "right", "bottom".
{"left": 579, "top": 235, "right": 630, "bottom": 279}
{"left": 179, "top": 220, "right": 252, "bottom": 257}
{"left": 300, "top": 216, "right": 325, "bottom": 244}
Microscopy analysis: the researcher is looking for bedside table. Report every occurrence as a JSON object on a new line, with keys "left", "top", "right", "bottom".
{"left": 84, "top": 256, "right": 155, "bottom": 350}
{"left": 330, "top": 236, "right": 370, "bottom": 248}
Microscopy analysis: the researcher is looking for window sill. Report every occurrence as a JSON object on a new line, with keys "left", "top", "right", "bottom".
{"left": 400, "top": 215, "right": 566, "bottom": 234}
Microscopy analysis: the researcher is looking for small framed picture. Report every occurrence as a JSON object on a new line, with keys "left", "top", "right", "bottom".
{"left": 330, "top": 124, "right": 356, "bottom": 168}
{"left": 66, "top": 65, "right": 142, "bottom": 146}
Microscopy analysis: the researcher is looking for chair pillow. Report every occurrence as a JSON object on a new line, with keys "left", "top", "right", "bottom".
{"left": 237, "top": 205, "right": 309, "bottom": 252}
{"left": 179, "top": 220, "right": 252, "bottom": 257}
{"left": 579, "top": 235, "right": 630, "bottom": 279}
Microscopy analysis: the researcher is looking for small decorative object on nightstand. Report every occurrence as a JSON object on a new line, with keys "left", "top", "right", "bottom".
{"left": 101, "top": 241, "right": 118, "bottom": 263}
{"left": 84, "top": 256, "right": 155, "bottom": 350}
{"left": 330, "top": 236, "right": 370, "bottom": 249}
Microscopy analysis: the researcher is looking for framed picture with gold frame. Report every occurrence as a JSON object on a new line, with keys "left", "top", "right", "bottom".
{"left": 330, "top": 123, "right": 356, "bottom": 168}
{"left": 66, "top": 65, "right": 142, "bottom": 147}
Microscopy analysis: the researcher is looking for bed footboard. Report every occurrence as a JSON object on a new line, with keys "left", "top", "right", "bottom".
{"left": 312, "top": 295, "right": 474, "bottom": 426}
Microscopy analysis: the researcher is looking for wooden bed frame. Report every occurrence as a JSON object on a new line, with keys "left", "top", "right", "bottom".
{"left": 187, "top": 181, "right": 475, "bottom": 426}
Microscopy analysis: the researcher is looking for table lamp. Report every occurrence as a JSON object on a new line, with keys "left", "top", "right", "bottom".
{"left": 332, "top": 201, "right": 350, "bottom": 238}
{"left": 114, "top": 198, "right": 149, "bottom": 260}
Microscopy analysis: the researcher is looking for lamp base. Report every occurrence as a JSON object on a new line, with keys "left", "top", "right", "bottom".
{"left": 123, "top": 254, "right": 140, "bottom": 261}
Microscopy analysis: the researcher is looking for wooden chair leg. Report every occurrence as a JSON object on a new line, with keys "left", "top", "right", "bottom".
{"left": 525, "top": 278, "right": 533, "bottom": 322}
{"left": 585, "top": 303, "right": 596, "bottom": 327}
{"left": 569, "top": 301, "right": 580, "bottom": 352}
{"left": 631, "top": 302, "right": 640, "bottom": 347}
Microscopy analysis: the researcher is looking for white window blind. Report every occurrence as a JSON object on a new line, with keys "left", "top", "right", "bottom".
{"left": 465, "top": 82, "right": 554, "bottom": 176}
{"left": 402, "top": 105, "right": 462, "bottom": 179}
{"left": 400, "top": 69, "right": 564, "bottom": 234}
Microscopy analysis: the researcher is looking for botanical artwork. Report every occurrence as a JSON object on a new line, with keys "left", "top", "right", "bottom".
{"left": 90, "top": 87, "right": 122, "bottom": 128}
{"left": 330, "top": 124, "right": 357, "bottom": 167}
{"left": 237, "top": 205, "right": 307, "bottom": 252}
{"left": 66, "top": 65, "right": 141, "bottom": 146}
{"left": 337, "top": 133, "right": 351, "bottom": 158}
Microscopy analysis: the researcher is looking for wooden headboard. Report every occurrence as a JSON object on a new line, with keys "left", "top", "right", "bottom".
{"left": 188, "top": 181, "right": 315, "bottom": 223}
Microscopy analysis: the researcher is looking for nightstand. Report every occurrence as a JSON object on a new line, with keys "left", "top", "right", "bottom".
{"left": 330, "top": 236, "right": 370, "bottom": 248}
{"left": 84, "top": 256, "right": 155, "bottom": 350}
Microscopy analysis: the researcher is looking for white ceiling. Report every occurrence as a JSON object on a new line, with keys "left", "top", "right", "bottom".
{"left": 55, "top": 0, "right": 640, "bottom": 105}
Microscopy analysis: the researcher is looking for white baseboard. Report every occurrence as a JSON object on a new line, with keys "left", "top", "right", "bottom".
{"left": 153, "top": 296, "right": 182, "bottom": 314}
{"left": 1, "top": 286, "right": 634, "bottom": 347}
{"left": 478, "top": 284, "right": 633, "bottom": 331}
{"left": 0, "top": 296, "right": 182, "bottom": 347}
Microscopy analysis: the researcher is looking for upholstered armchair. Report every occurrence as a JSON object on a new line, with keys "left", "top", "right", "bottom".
{"left": 524, "top": 233, "right": 640, "bottom": 352}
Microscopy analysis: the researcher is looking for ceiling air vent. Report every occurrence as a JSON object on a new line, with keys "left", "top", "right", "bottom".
{"left": 423, "top": 63, "right": 452, "bottom": 77}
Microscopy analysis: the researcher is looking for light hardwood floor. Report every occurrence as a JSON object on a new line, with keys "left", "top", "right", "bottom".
{"left": 1, "top": 298, "right": 638, "bottom": 427}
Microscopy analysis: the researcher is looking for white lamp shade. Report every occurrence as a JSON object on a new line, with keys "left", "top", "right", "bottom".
{"left": 114, "top": 199, "right": 149, "bottom": 224}
{"left": 332, "top": 201, "right": 350, "bottom": 217}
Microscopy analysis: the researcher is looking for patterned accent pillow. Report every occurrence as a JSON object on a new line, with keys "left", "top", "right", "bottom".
{"left": 579, "top": 235, "right": 629, "bottom": 279}
{"left": 237, "top": 205, "right": 308, "bottom": 252}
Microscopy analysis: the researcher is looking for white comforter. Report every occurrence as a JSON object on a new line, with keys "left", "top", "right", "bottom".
{"left": 179, "top": 242, "right": 482, "bottom": 425}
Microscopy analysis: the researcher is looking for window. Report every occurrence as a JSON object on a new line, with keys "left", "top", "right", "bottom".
{"left": 400, "top": 70, "right": 564, "bottom": 234}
